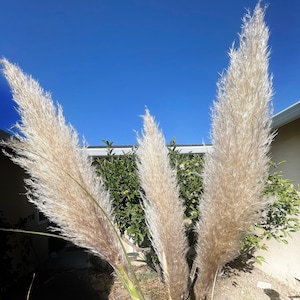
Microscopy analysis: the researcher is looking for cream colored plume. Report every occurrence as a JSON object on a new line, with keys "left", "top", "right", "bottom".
{"left": 195, "top": 3, "right": 273, "bottom": 297}
{"left": 0, "top": 58, "right": 125, "bottom": 268}
{"left": 136, "top": 109, "right": 189, "bottom": 300}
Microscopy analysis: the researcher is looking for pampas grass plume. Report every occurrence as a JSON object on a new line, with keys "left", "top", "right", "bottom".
{"left": 195, "top": 3, "right": 274, "bottom": 297}
{"left": 0, "top": 58, "right": 126, "bottom": 270}
{"left": 137, "top": 109, "right": 189, "bottom": 300}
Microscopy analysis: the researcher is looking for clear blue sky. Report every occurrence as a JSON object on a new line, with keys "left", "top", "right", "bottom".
{"left": 0, "top": 1, "right": 299, "bottom": 146}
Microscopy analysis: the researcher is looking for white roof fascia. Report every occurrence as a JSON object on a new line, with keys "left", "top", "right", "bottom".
{"left": 272, "top": 101, "right": 300, "bottom": 129}
{"left": 176, "top": 145, "right": 213, "bottom": 154}
{"left": 86, "top": 147, "right": 134, "bottom": 157}
{"left": 86, "top": 144, "right": 213, "bottom": 157}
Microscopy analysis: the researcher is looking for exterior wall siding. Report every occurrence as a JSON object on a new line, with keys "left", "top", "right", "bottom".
{"left": 271, "top": 118, "right": 300, "bottom": 185}
{"left": 256, "top": 117, "right": 300, "bottom": 290}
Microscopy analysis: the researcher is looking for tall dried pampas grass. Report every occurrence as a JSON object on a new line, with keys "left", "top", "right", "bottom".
{"left": 136, "top": 109, "right": 189, "bottom": 300}
{"left": 195, "top": 3, "right": 274, "bottom": 298}
{"left": 0, "top": 59, "right": 144, "bottom": 300}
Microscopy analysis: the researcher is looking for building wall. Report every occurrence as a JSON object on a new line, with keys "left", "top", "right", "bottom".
{"left": 271, "top": 118, "right": 300, "bottom": 186}
{"left": 256, "top": 118, "right": 300, "bottom": 290}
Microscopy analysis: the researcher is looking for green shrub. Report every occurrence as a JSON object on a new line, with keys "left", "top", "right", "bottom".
{"left": 262, "top": 162, "right": 300, "bottom": 242}
{"left": 168, "top": 139, "right": 203, "bottom": 225}
{"left": 95, "top": 140, "right": 149, "bottom": 247}
{"left": 243, "top": 162, "right": 300, "bottom": 254}
{"left": 95, "top": 141, "right": 300, "bottom": 266}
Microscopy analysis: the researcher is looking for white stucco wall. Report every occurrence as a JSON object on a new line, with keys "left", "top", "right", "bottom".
{"left": 271, "top": 118, "right": 300, "bottom": 186}
{"left": 256, "top": 118, "right": 300, "bottom": 290}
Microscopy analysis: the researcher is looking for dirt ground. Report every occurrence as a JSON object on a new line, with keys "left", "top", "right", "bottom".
{"left": 12, "top": 263, "right": 300, "bottom": 300}
{"left": 10, "top": 248, "right": 300, "bottom": 300}
{"left": 212, "top": 267, "right": 300, "bottom": 300}
{"left": 90, "top": 263, "right": 300, "bottom": 300}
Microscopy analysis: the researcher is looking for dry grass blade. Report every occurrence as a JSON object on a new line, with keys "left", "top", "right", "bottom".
{"left": 26, "top": 273, "right": 35, "bottom": 300}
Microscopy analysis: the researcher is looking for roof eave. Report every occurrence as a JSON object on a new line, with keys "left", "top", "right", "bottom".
{"left": 272, "top": 101, "right": 300, "bottom": 129}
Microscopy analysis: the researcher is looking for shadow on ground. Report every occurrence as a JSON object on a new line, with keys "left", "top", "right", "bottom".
{"left": 264, "top": 288, "right": 280, "bottom": 300}
{"left": 9, "top": 246, "right": 114, "bottom": 300}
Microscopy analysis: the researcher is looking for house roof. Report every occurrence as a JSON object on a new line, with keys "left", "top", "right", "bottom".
{"left": 272, "top": 101, "right": 300, "bottom": 129}
{"left": 0, "top": 129, "right": 11, "bottom": 141}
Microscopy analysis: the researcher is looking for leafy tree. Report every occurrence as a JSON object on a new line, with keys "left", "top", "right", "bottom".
{"left": 95, "top": 140, "right": 149, "bottom": 247}
{"left": 243, "top": 161, "right": 300, "bottom": 258}
{"left": 95, "top": 141, "right": 300, "bottom": 267}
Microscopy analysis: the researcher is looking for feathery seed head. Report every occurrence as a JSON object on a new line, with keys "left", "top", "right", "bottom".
{"left": 1, "top": 58, "right": 126, "bottom": 268}
{"left": 195, "top": 3, "right": 274, "bottom": 296}
{"left": 137, "top": 109, "right": 189, "bottom": 299}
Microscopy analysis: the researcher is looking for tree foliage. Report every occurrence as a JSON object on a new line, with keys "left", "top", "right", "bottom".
{"left": 96, "top": 140, "right": 148, "bottom": 246}
{"left": 95, "top": 141, "right": 300, "bottom": 263}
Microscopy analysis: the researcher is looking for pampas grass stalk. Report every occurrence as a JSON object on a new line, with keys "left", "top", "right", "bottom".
{"left": 195, "top": 3, "right": 273, "bottom": 298}
{"left": 136, "top": 109, "right": 189, "bottom": 300}
{"left": 1, "top": 59, "right": 145, "bottom": 300}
